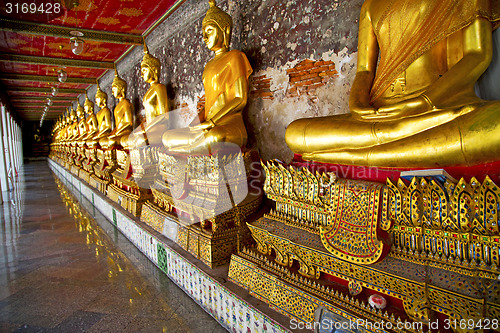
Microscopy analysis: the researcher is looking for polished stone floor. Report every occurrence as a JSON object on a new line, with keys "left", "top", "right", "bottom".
{"left": 0, "top": 161, "right": 227, "bottom": 332}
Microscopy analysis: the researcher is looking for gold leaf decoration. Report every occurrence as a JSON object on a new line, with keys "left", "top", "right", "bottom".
{"left": 97, "top": 17, "right": 120, "bottom": 25}
{"left": 9, "top": 39, "right": 28, "bottom": 46}
{"left": 48, "top": 52, "right": 66, "bottom": 57}
{"left": 70, "top": 0, "right": 97, "bottom": 12}
{"left": 91, "top": 47, "right": 110, "bottom": 53}
{"left": 64, "top": 17, "right": 82, "bottom": 26}
{"left": 46, "top": 42, "right": 64, "bottom": 50}
{"left": 20, "top": 47, "right": 39, "bottom": 53}
{"left": 119, "top": 8, "right": 143, "bottom": 17}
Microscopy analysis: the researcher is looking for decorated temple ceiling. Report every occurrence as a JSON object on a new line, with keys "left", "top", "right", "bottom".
{"left": 0, "top": 0, "right": 180, "bottom": 122}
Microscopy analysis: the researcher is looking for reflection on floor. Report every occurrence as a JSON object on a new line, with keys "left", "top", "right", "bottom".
{"left": 0, "top": 161, "right": 227, "bottom": 332}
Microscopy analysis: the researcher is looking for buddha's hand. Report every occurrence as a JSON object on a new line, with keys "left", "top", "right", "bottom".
{"left": 351, "top": 105, "right": 378, "bottom": 121}
{"left": 190, "top": 121, "right": 214, "bottom": 132}
{"left": 369, "top": 96, "right": 433, "bottom": 121}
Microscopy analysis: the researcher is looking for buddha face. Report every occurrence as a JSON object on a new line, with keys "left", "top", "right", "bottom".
{"left": 112, "top": 85, "right": 122, "bottom": 99}
{"left": 141, "top": 66, "right": 154, "bottom": 83}
{"left": 203, "top": 23, "right": 224, "bottom": 52}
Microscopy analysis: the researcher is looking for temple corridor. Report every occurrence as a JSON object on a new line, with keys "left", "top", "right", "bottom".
{"left": 0, "top": 160, "right": 226, "bottom": 333}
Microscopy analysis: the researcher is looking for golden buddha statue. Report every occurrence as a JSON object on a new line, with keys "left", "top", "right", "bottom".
{"left": 104, "top": 70, "right": 134, "bottom": 149}
{"left": 59, "top": 113, "right": 67, "bottom": 142}
{"left": 66, "top": 106, "right": 78, "bottom": 142}
{"left": 76, "top": 99, "right": 89, "bottom": 146}
{"left": 82, "top": 92, "right": 98, "bottom": 143}
{"left": 285, "top": 0, "right": 500, "bottom": 168}
{"left": 63, "top": 112, "right": 73, "bottom": 141}
{"left": 162, "top": 0, "right": 252, "bottom": 153}
{"left": 54, "top": 116, "right": 63, "bottom": 142}
{"left": 92, "top": 81, "right": 112, "bottom": 147}
{"left": 131, "top": 42, "right": 169, "bottom": 147}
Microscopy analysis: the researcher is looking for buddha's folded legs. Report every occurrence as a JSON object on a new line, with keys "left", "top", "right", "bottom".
{"left": 285, "top": 104, "right": 479, "bottom": 154}
{"left": 163, "top": 116, "right": 247, "bottom": 154}
{"left": 300, "top": 101, "right": 500, "bottom": 168}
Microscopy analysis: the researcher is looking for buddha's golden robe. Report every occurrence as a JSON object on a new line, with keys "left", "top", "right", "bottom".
{"left": 286, "top": 0, "right": 500, "bottom": 168}
{"left": 204, "top": 50, "right": 252, "bottom": 120}
{"left": 370, "top": 0, "right": 499, "bottom": 105}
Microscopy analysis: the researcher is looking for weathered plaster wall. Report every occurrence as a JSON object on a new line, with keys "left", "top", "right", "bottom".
{"left": 79, "top": 0, "right": 364, "bottom": 162}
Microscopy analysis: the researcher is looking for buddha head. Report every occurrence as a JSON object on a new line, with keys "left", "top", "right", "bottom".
{"left": 76, "top": 100, "right": 84, "bottom": 119}
{"left": 84, "top": 92, "right": 94, "bottom": 115}
{"left": 95, "top": 81, "right": 108, "bottom": 108}
{"left": 141, "top": 43, "right": 161, "bottom": 83}
{"left": 69, "top": 106, "right": 76, "bottom": 123}
{"left": 112, "top": 69, "right": 127, "bottom": 99}
{"left": 202, "top": 0, "right": 232, "bottom": 52}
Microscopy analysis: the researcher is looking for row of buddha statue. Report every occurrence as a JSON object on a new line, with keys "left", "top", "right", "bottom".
{"left": 53, "top": 0, "right": 500, "bottom": 179}
{"left": 50, "top": 0, "right": 261, "bottom": 268}
{"left": 53, "top": 0, "right": 252, "bottom": 156}
{"left": 52, "top": 52, "right": 158, "bottom": 153}
{"left": 51, "top": 0, "right": 500, "bottom": 328}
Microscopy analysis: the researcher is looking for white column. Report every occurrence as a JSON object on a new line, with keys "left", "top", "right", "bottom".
{"left": 1, "top": 108, "right": 12, "bottom": 190}
{"left": 12, "top": 120, "right": 19, "bottom": 172}
{"left": 18, "top": 124, "right": 23, "bottom": 166}
{"left": 9, "top": 118, "right": 16, "bottom": 173}
{"left": 5, "top": 112, "right": 16, "bottom": 179}
{"left": 16, "top": 124, "right": 22, "bottom": 167}
{"left": 13, "top": 124, "right": 18, "bottom": 168}
{"left": 0, "top": 106, "right": 8, "bottom": 199}
{"left": 8, "top": 116, "right": 16, "bottom": 175}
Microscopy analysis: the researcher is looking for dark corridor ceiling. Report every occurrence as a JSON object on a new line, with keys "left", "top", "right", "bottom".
{"left": 0, "top": 0, "right": 183, "bottom": 122}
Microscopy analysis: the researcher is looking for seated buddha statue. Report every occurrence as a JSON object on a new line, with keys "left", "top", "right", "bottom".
{"left": 66, "top": 106, "right": 78, "bottom": 143}
{"left": 285, "top": 0, "right": 500, "bottom": 168}
{"left": 63, "top": 112, "right": 73, "bottom": 142}
{"left": 162, "top": 0, "right": 252, "bottom": 154}
{"left": 131, "top": 43, "right": 170, "bottom": 148}
{"left": 55, "top": 116, "right": 65, "bottom": 142}
{"left": 104, "top": 70, "right": 134, "bottom": 149}
{"left": 92, "top": 81, "right": 112, "bottom": 147}
{"left": 82, "top": 92, "right": 98, "bottom": 146}
{"left": 76, "top": 99, "right": 88, "bottom": 147}
{"left": 59, "top": 114, "right": 67, "bottom": 142}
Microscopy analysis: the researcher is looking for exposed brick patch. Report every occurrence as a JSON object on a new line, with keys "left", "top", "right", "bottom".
{"left": 286, "top": 59, "right": 338, "bottom": 98}
{"left": 250, "top": 75, "right": 274, "bottom": 100}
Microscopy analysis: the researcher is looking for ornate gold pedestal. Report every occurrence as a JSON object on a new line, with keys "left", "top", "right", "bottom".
{"left": 141, "top": 148, "right": 263, "bottom": 268}
{"left": 229, "top": 161, "right": 500, "bottom": 332}
{"left": 70, "top": 145, "right": 86, "bottom": 177}
{"left": 79, "top": 147, "right": 97, "bottom": 184}
{"left": 107, "top": 148, "right": 152, "bottom": 217}
{"left": 89, "top": 148, "right": 116, "bottom": 194}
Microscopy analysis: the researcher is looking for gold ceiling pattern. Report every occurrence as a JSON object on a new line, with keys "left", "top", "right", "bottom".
{"left": 0, "top": 0, "right": 181, "bottom": 122}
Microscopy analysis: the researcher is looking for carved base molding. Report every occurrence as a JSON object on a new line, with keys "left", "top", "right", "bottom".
{"left": 79, "top": 169, "right": 92, "bottom": 184}
{"left": 229, "top": 247, "right": 500, "bottom": 332}
{"left": 141, "top": 197, "right": 258, "bottom": 268}
{"left": 89, "top": 174, "right": 109, "bottom": 194}
{"left": 229, "top": 253, "right": 404, "bottom": 332}
{"left": 70, "top": 164, "right": 80, "bottom": 177}
{"left": 107, "top": 181, "right": 152, "bottom": 217}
